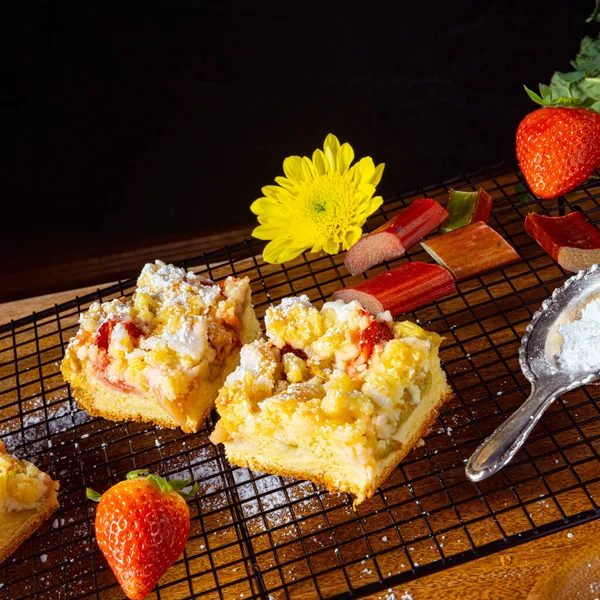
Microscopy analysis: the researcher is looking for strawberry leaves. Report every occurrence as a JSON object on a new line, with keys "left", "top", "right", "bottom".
{"left": 86, "top": 488, "right": 102, "bottom": 502}
{"left": 525, "top": 18, "right": 600, "bottom": 114}
{"left": 86, "top": 470, "right": 199, "bottom": 503}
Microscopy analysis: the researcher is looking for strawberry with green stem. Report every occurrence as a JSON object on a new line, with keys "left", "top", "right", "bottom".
{"left": 516, "top": 9, "right": 600, "bottom": 199}
{"left": 87, "top": 470, "right": 198, "bottom": 600}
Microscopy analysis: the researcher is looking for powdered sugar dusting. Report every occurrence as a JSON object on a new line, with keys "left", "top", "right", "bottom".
{"left": 557, "top": 298, "right": 600, "bottom": 371}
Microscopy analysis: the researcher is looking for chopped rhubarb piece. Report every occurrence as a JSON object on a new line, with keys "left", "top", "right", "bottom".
{"left": 524, "top": 212, "right": 600, "bottom": 272}
{"left": 344, "top": 198, "right": 449, "bottom": 275}
{"left": 421, "top": 221, "right": 520, "bottom": 280}
{"left": 332, "top": 262, "right": 456, "bottom": 316}
{"left": 439, "top": 188, "right": 493, "bottom": 233}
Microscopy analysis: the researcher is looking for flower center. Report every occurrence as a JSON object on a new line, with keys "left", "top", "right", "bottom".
{"left": 300, "top": 174, "right": 358, "bottom": 242}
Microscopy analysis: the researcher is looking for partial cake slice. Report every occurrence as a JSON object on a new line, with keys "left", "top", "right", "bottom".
{"left": 0, "top": 440, "right": 60, "bottom": 563}
{"left": 210, "top": 296, "right": 452, "bottom": 506}
{"left": 62, "top": 260, "right": 260, "bottom": 433}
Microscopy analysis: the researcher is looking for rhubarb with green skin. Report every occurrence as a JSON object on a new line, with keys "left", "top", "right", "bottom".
{"left": 344, "top": 198, "right": 449, "bottom": 275}
{"left": 332, "top": 261, "right": 456, "bottom": 316}
{"left": 439, "top": 188, "right": 493, "bottom": 233}
{"left": 524, "top": 211, "right": 600, "bottom": 272}
{"left": 421, "top": 222, "right": 520, "bottom": 280}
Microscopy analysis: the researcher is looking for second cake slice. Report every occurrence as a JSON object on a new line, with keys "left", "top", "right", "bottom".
{"left": 211, "top": 296, "right": 452, "bottom": 506}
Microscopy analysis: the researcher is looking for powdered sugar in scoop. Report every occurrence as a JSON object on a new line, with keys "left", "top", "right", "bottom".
{"left": 557, "top": 298, "right": 600, "bottom": 372}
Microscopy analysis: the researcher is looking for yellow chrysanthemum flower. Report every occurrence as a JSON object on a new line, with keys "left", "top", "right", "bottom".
{"left": 251, "top": 134, "right": 385, "bottom": 264}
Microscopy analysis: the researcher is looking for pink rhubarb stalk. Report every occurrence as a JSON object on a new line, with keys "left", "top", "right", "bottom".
{"left": 344, "top": 198, "right": 449, "bottom": 275}
{"left": 421, "top": 221, "right": 520, "bottom": 280}
{"left": 524, "top": 212, "right": 600, "bottom": 272}
{"left": 332, "top": 261, "right": 456, "bottom": 316}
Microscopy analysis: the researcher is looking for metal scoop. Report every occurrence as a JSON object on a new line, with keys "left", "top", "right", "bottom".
{"left": 466, "top": 264, "right": 600, "bottom": 482}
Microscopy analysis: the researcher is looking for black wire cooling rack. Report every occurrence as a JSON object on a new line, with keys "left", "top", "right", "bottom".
{"left": 1, "top": 162, "right": 599, "bottom": 600}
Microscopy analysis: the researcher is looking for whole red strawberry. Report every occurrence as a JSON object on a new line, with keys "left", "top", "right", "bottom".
{"left": 87, "top": 471, "right": 197, "bottom": 600}
{"left": 516, "top": 107, "right": 600, "bottom": 199}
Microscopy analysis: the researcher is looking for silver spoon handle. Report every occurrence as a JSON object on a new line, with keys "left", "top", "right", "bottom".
{"left": 465, "top": 384, "right": 557, "bottom": 482}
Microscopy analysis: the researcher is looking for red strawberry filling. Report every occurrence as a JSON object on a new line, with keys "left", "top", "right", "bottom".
{"left": 359, "top": 321, "right": 393, "bottom": 360}
{"left": 93, "top": 319, "right": 145, "bottom": 394}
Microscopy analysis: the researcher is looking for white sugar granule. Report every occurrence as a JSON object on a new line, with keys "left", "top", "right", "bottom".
{"left": 557, "top": 298, "right": 600, "bottom": 372}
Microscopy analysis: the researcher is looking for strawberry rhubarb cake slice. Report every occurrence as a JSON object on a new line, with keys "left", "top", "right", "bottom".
{"left": 61, "top": 260, "right": 260, "bottom": 433}
{"left": 211, "top": 296, "right": 452, "bottom": 506}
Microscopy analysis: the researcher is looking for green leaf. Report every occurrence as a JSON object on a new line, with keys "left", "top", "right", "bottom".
{"left": 524, "top": 85, "right": 544, "bottom": 105}
{"left": 179, "top": 482, "right": 200, "bottom": 501}
{"left": 146, "top": 474, "right": 174, "bottom": 494}
{"left": 126, "top": 469, "right": 149, "bottom": 480}
{"left": 586, "top": 0, "right": 600, "bottom": 22}
{"left": 539, "top": 83, "right": 553, "bottom": 101}
{"left": 168, "top": 478, "right": 193, "bottom": 491}
{"left": 526, "top": 31, "right": 600, "bottom": 113}
{"left": 86, "top": 488, "right": 102, "bottom": 502}
{"left": 514, "top": 183, "right": 535, "bottom": 206}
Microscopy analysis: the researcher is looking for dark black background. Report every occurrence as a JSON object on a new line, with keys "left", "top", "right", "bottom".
{"left": 11, "top": 1, "right": 596, "bottom": 247}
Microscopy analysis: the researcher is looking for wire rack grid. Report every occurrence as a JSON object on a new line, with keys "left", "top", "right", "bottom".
{"left": 1, "top": 163, "right": 599, "bottom": 600}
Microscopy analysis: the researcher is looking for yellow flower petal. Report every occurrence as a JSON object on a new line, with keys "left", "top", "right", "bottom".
{"left": 323, "top": 133, "right": 341, "bottom": 157}
{"left": 262, "top": 238, "right": 306, "bottom": 264}
{"left": 252, "top": 224, "right": 288, "bottom": 240}
{"left": 301, "top": 156, "right": 316, "bottom": 181}
{"left": 283, "top": 155, "right": 304, "bottom": 184}
{"left": 323, "top": 238, "right": 339, "bottom": 255}
{"left": 350, "top": 156, "right": 375, "bottom": 185}
{"left": 366, "top": 195, "right": 384, "bottom": 214}
{"left": 261, "top": 185, "right": 289, "bottom": 201}
{"left": 251, "top": 197, "right": 281, "bottom": 214}
{"left": 312, "top": 149, "right": 327, "bottom": 176}
{"left": 370, "top": 162, "right": 385, "bottom": 186}
{"left": 337, "top": 142, "right": 355, "bottom": 175}
{"left": 274, "top": 176, "right": 297, "bottom": 193}
{"left": 343, "top": 226, "right": 363, "bottom": 249}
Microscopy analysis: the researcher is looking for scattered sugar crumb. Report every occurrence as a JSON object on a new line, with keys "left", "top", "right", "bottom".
{"left": 52, "top": 519, "right": 59, "bottom": 528}
{"left": 567, "top": 532, "right": 574, "bottom": 539}
{"left": 401, "top": 593, "right": 413, "bottom": 600}
{"left": 382, "top": 536, "right": 388, "bottom": 542}
{"left": 40, "top": 554, "right": 47, "bottom": 563}
{"left": 80, "top": 433, "right": 89, "bottom": 439}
